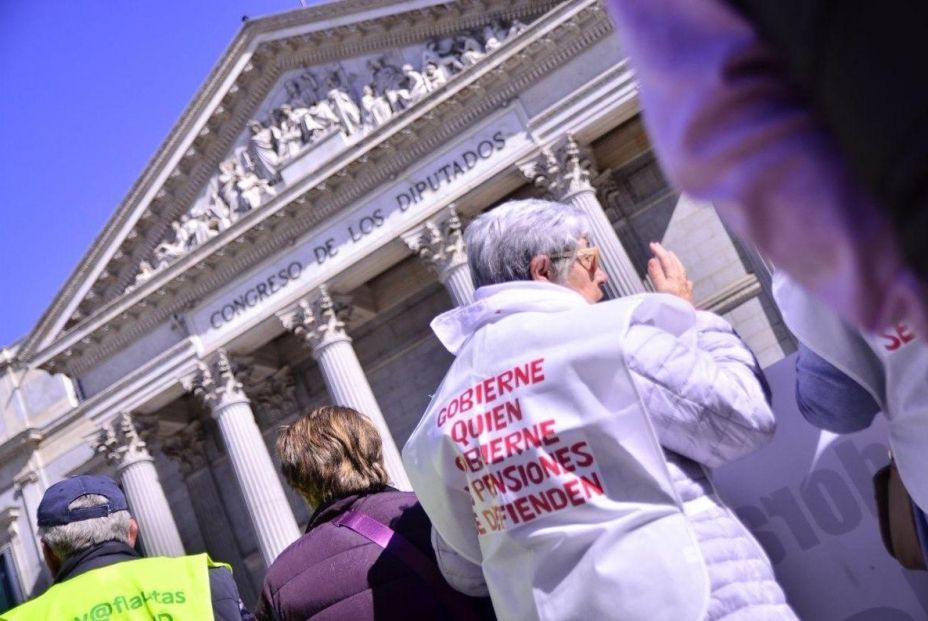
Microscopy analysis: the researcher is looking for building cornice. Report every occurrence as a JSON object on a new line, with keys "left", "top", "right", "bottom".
{"left": 39, "top": 338, "right": 200, "bottom": 447}
{"left": 0, "top": 430, "right": 43, "bottom": 468}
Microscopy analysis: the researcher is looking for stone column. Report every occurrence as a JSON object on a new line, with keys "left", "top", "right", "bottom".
{"left": 185, "top": 350, "right": 300, "bottom": 565}
{"left": 94, "top": 413, "right": 185, "bottom": 557}
{"left": 0, "top": 507, "right": 28, "bottom": 602}
{"left": 402, "top": 205, "right": 475, "bottom": 306}
{"left": 161, "top": 423, "right": 259, "bottom": 604}
{"left": 13, "top": 462, "right": 50, "bottom": 591}
{"left": 279, "top": 287, "right": 411, "bottom": 490}
{"left": 521, "top": 136, "right": 645, "bottom": 299}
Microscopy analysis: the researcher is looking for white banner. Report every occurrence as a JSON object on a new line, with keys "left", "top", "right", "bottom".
{"left": 714, "top": 354, "right": 928, "bottom": 620}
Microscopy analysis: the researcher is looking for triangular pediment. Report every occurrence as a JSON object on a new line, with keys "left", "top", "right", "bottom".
{"left": 17, "top": 0, "right": 584, "bottom": 369}
{"left": 128, "top": 17, "right": 533, "bottom": 296}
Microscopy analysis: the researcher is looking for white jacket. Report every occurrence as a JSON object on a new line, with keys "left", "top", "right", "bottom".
{"left": 403, "top": 282, "right": 789, "bottom": 621}
{"left": 773, "top": 272, "right": 928, "bottom": 511}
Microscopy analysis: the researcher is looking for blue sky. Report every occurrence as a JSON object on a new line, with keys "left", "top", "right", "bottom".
{"left": 0, "top": 0, "right": 321, "bottom": 348}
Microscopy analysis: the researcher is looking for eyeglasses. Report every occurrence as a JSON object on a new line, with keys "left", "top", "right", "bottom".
{"left": 550, "top": 246, "right": 600, "bottom": 273}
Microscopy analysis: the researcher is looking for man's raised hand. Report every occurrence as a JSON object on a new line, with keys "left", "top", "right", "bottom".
{"left": 648, "top": 241, "right": 694, "bottom": 305}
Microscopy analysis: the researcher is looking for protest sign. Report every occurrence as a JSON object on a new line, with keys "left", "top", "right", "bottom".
{"left": 714, "top": 354, "right": 928, "bottom": 620}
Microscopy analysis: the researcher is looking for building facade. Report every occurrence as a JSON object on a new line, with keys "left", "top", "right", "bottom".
{"left": 0, "top": 0, "right": 793, "bottom": 607}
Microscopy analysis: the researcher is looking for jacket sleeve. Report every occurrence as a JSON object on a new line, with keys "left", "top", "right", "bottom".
{"left": 603, "top": 0, "right": 926, "bottom": 334}
{"left": 430, "top": 527, "right": 490, "bottom": 597}
{"left": 402, "top": 402, "right": 485, "bottom": 577}
{"left": 795, "top": 343, "right": 880, "bottom": 433}
{"left": 208, "top": 566, "right": 255, "bottom": 621}
{"left": 625, "top": 308, "right": 775, "bottom": 468}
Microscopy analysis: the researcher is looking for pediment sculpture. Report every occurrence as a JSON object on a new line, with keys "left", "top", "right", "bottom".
{"left": 129, "top": 18, "right": 529, "bottom": 291}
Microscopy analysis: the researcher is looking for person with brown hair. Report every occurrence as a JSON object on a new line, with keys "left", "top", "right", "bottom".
{"left": 255, "top": 405, "right": 494, "bottom": 621}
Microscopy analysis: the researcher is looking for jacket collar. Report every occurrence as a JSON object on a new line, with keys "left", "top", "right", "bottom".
{"left": 306, "top": 486, "right": 394, "bottom": 533}
{"left": 55, "top": 540, "right": 140, "bottom": 584}
{"left": 430, "top": 281, "right": 588, "bottom": 354}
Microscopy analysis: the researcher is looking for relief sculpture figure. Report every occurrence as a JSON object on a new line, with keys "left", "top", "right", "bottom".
{"left": 284, "top": 80, "right": 311, "bottom": 108}
{"left": 396, "top": 64, "right": 430, "bottom": 109}
{"left": 360, "top": 85, "right": 393, "bottom": 128}
{"left": 236, "top": 161, "right": 277, "bottom": 211}
{"left": 482, "top": 25, "right": 503, "bottom": 53}
{"left": 369, "top": 57, "right": 406, "bottom": 112}
{"left": 327, "top": 87, "right": 362, "bottom": 135}
{"left": 247, "top": 120, "right": 282, "bottom": 182}
{"left": 298, "top": 70, "right": 321, "bottom": 102}
{"left": 196, "top": 181, "right": 234, "bottom": 232}
{"left": 307, "top": 97, "right": 340, "bottom": 137}
{"left": 422, "top": 39, "right": 464, "bottom": 74}
{"left": 456, "top": 34, "right": 486, "bottom": 66}
{"left": 178, "top": 214, "right": 214, "bottom": 248}
{"left": 275, "top": 106, "right": 305, "bottom": 158}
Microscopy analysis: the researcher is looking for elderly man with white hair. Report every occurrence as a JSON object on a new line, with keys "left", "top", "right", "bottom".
{"left": 403, "top": 199, "right": 796, "bottom": 621}
{"left": 1, "top": 474, "right": 251, "bottom": 621}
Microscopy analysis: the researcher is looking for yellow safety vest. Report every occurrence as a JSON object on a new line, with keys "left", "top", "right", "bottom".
{"left": 0, "top": 553, "right": 228, "bottom": 621}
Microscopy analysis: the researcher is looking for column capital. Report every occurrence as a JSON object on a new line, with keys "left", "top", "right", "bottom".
{"left": 13, "top": 463, "right": 40, "bottom": 492}
{"left": 277, "top": 298, "right": 315, "bottom": 347}
{"left": 0, "top": 506, "right": 20, "bottom": 541}
{"left": 251, "top": 367, "right": 299, "bottom": 427}
{"left": 278, "top": 285, "right": 351, "bottom": 354}
{"left": 519, "top": 135, "right": 595, "bottom": 201}
{"left": 160, "top": 422, "right": 209, "bottom": 477}
{"left": 183, "top": 349, "right": 250, "bottom": 413}
{"left": 402, "top": 205, "right": 468, "bottom": 281}
{"left": 93, "top": 412, "right": 153, "bottom": 471}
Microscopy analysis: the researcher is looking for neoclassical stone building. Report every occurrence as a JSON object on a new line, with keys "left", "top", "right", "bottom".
{"left": 0, "top": 0, "right": 793, "bottom": 607}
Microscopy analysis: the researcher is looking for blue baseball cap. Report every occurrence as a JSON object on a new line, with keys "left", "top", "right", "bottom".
{"left": 37, "top": 475, "right": 129, "bottom": 528}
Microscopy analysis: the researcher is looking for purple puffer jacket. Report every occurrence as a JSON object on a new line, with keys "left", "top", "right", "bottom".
{"left": 255, "top": 488, "right": 495, "bottom": 621}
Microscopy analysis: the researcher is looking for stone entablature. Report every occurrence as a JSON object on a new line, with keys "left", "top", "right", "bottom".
{"left": 28, "top": 0, "right": 616, "bottom": 379}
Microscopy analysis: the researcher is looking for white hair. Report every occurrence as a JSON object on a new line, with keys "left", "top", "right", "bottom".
{"left": 464, "top": 199, "right": 590, "bottom": 288}
{"left": 40, "top": 494, "right": 132, "bottom": 559}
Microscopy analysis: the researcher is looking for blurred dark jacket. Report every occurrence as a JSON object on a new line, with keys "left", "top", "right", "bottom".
{"left": 727, "top": 0, "right": 928, "bottom": 283}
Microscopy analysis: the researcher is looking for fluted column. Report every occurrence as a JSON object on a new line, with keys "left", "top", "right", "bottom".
{"left": 94, "top": 413, "right": 185, "bottom": 557}
{"left": 403, "top": 205, "right": 475, "bottom": 306}
{"left": 0, "top": 507, "right": 27, "bottom": 602}
{"left": 185, "top": 351, "right": 300, "bottom": 565}
{"left": 14, "top": 452, "right": 50, "bottom": 591}
{"left": 521, "top": 136, "right": 645, "bottom": 299}
{"left": 279, "top": 287, "right": 411, "bottom": 490}
{"left": 161, "top": 423, "right": 258, "bottom": 604}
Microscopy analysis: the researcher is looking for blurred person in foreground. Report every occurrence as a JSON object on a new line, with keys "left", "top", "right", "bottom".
{"left": 0, "top": 474, "right": 250, "bottom": 621}
{"left": 403, "top": 199, "right": 796, "bottom": 621}
{"left": 724, "top": 1, "right": 928, "bottom": 296}
{"left": 604, "top": 0, "right": 928, "bottom": 336}
{"left": 256, "top": 405, "right": 495, "bottom": 621}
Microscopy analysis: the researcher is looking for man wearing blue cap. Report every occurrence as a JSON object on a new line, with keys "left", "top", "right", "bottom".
{"left": 0, "top": 474, "right": 252, "bottom": 620}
